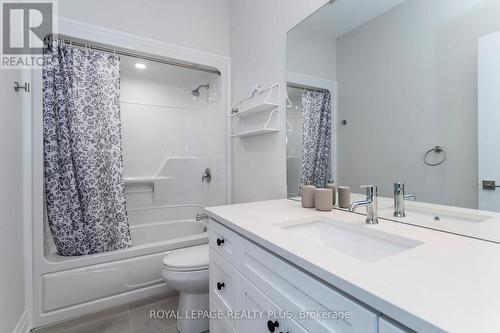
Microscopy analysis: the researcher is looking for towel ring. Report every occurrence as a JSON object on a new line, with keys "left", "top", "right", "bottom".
{"left": 424, "top": 146, "right": 447, "bottom": 166}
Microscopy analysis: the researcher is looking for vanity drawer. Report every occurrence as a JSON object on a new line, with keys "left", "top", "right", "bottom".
{"left": 209, "top": 249, "right": 239, "bottom": 329}
{"left": 238, "top": 237, "right": 379, "bottom": 333}
{"left": 209, "top": 219, "right": 241, "bottom": 267}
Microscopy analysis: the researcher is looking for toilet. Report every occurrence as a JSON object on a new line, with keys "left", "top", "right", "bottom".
{"left": 162, "top": 244, "right": 209, "bottom": 333}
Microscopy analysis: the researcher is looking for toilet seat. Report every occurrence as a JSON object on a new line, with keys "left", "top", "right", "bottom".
{"left": 163, "top": 244, "right": 209, "bottom": 272}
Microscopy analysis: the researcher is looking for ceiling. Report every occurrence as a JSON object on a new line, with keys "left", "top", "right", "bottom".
{"left": 296, "top": 0, "right": 407, "bottom": 38}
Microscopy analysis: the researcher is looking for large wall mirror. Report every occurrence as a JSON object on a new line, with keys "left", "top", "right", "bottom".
{"left": 286, "top": 0, "right": 500, "bottom": 242}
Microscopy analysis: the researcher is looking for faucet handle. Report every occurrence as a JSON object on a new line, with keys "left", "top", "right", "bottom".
{"left": 359, "top": 185, "right": 377, "bottom": 200}
{"left": 394, "top": 182, "right": 404, "bottom": 191}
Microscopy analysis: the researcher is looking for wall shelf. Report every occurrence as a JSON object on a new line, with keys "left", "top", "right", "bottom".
{"left": 230, "top": 101, "right": 279, "bottom": 118}
{"left": 230, "top": 128, "right": 279, "bottom": 138}
{"left": 229, "top": 83, "right": 280, "bottom": 138}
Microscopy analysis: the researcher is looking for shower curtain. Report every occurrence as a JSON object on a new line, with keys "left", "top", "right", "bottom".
{"left": 42, "top": 42, "right": 132, "bottom": 256}
{"left": 298, "top": 89, "right": 332, "bottom": 193}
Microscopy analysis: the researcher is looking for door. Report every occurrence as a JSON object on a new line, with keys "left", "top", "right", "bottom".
{"left": 238, "top": 276, "right": 288, "bottom": 333}
{"left": 478, "top": 30, "right": 500, "bottom": 211}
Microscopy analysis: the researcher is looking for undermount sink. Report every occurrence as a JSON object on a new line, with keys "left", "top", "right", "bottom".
{"left": 379, "top": 203, "right": 492, "bottom": 224}
{"left": 277, "top": 218, "right": 423, "bottom": 262}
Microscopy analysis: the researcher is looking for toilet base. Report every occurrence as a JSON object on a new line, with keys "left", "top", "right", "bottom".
{"left": 177, "top": 292, "right": 209, "bottom": 333}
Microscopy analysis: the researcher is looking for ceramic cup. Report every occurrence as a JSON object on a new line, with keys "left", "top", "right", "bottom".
{"left": 315, "top": 188, "right": 333, "bottom": 211}
{"left": 301, "top": 184, "right": 316, "bottom": 208}
{"left": 338, "top": 186, "right": 351, "bottom": 208}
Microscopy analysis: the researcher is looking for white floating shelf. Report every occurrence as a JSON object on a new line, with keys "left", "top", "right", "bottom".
{"left": 230, "top": 102, "right": 278, "bottom": 118}
{"left": 230, "top": 83, "right": 280, "bottom": 139}
{"left": 230, "top": 128, "right": 279, "bottom": 138}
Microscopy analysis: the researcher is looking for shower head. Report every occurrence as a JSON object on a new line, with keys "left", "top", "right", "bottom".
{"left": 191, "top": 83, "right": 209, "bottom": 97}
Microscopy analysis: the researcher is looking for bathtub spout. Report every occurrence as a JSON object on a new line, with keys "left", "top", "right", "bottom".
{"left": 196, "top": 213, "right": 209, "bottom": 222}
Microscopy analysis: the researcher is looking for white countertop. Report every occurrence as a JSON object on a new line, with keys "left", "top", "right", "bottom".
{"left": 206, "top": 199, "right": 500, "bottom": 333}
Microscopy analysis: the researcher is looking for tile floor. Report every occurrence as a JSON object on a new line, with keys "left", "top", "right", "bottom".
{"left": 33, "top": 295, "right": 180, "bottom": 333}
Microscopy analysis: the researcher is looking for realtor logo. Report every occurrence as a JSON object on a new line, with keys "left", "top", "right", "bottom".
{"left": 1, "top": 0, "right": 57, "bottom": 68}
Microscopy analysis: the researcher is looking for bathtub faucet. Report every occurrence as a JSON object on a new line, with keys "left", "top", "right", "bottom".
{"left": 196, "top": 213, "right": 209, "bottom": 222}
{"left": 196, "top": 213, "right": 209, "bottom": 232}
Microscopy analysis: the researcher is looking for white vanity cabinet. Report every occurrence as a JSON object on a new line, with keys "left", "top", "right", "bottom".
{"left": 379, "top": 317, "right": 413, "bottom": 333}
{"left": 208, "top": 219, "right": 407, "bottom": 333}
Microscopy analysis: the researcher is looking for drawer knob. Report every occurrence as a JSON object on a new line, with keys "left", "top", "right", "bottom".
{"left": 216, "top": 282, "right": 225, "bottom": 290}
{"left": 216, "top": 238, "right": 225, "bottom": 246}
{"left": 267, "top": 320, "right": 279, "bottom": 332}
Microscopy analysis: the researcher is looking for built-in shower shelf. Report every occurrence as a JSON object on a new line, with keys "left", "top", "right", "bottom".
{"left": 124, "top": 176, "right": 171, "bottom": 184}
{"left": 230, "top": 128, "right": 279, "bottom": 138}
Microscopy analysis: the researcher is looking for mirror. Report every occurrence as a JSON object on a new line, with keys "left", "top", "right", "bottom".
{"left": 286, "top": 0, "right": 500, "bottom": 243}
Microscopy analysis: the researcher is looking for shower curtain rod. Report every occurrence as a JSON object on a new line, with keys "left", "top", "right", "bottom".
{"left": 44, "top": 34, "right": 221, "bottom": 76}
{"left": 287, "top": 83, "right": 328, "bottom": 92}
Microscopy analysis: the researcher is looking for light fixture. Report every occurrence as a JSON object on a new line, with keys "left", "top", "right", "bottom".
{"left": 135, "top": 63, "right": 146, "bottom": 69}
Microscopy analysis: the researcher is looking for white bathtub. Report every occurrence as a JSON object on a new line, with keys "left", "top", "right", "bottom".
{"left": 35, "top": 205, "right": 208, "bottom": 327}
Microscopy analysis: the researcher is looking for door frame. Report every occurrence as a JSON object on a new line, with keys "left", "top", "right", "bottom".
{"left": 26, "top": 17, "right": 231, "bottom": 328}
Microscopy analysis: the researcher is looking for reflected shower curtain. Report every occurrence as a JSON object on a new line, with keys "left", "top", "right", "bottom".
{"left": 42, "top": 42, "right": 132, "bottom": 256}
{"left": 299, "top": 89, "right": 332, "bottom": 193}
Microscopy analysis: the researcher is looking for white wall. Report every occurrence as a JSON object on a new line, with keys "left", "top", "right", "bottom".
{"left": 0, "top": 70, "right": 26, "bottom": 332}
{"left": 336, "top": 0, "right": 500, "bottom": 208}
{"left": 287, "top": 26, "right": 337, "bottom": 81}
{"left": 120, "top": 61, "right": 226, "bottom": 208}
{"left": 59, "top": 0, "right": 231, "bottom": 57}
{"left": 229, "top": 0, "right": 328, "bottom": 203}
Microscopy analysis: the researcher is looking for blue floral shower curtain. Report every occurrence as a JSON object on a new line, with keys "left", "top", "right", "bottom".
{"left": 299, "top": 89, "right": 332, "bottom": 193}
{"left": 42, "top": 42, "right": 132, "bottom": 256}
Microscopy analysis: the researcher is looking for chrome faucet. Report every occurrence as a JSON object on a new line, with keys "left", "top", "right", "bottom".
{"left": 349, "top": 185, "right": 378, "bottom": 224}
{"left": 393, "top": 183, "right": 416, "bottom": 218}
{"left": 195, "top": 213, "right": 209, "bottom": 232}
{"left": 196, "top": 213, "right": 209, "bottom": 221}
{"left": 202, "top": 168, "right": 212, "bottom": 183}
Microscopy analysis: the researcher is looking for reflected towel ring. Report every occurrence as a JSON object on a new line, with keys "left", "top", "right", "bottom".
{"left": 424, "top": 146, "right": 447, "bottom": 166}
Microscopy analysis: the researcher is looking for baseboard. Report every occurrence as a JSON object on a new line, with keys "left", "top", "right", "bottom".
{"left": 13, "top": 311, "right": 30, "bottom": 333}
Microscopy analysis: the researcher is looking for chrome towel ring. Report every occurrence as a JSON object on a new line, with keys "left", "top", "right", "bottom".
{"left": 424, "top": 146, "right": 447, "bottom": 166}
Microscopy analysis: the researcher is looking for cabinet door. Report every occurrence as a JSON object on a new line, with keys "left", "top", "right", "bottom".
{"left": 239, "top": 237, "right": 378, "bottom": 332}
{"left": 379, "top": 317, "right": 413, "bottom": 333}
{"left": 238, "top": 275, "right": 288, "bottom": 333}
{"left": 210, "top": 299, "right": 237, "bottom": 333}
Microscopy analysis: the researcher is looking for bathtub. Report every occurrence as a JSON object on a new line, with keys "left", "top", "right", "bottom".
{"left": 34, "top": 204, "right": 208, "bottom": 327}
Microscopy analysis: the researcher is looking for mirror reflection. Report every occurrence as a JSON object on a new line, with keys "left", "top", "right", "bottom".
{"left": 286, "top": 0, "right": 500, "bottom": 242}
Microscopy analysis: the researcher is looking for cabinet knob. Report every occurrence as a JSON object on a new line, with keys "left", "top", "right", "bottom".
{"left": 216, "top": 282, "right": 225, "bottom": 290}
{"left": 216, "top": 238, "right": 225, "bottom": 246}
{"left": 267, "top": 320, "right": 279, "bottom": 332}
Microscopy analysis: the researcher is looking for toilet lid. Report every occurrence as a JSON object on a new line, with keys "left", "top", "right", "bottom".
{"left": 163, "top": 244, "right": 209, "bottom": 271}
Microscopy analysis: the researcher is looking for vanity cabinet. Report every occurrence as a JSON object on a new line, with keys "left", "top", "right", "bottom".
{"left": 208, "top": 219, "right": 408, "bottom": 333}
{"left": 379, "top": 317, "right": 413, "bottom": 333}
